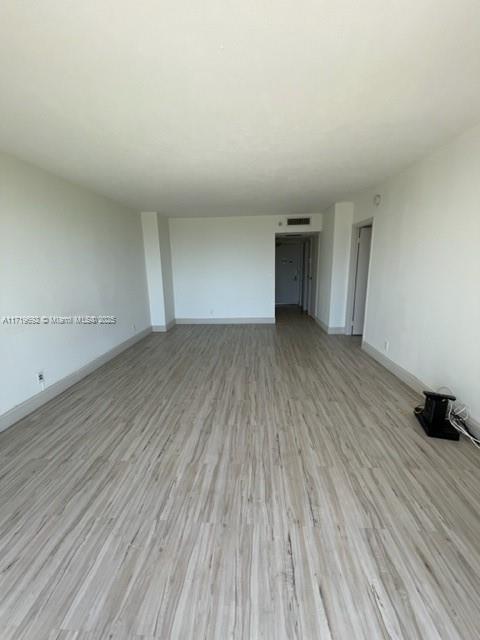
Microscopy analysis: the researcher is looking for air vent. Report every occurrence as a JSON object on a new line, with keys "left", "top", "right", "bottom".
{"left": 287, "top": 217, "right": 311, "bottom": 226}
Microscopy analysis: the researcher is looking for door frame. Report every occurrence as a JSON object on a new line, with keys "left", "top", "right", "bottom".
{"left": 308, "top": 235, "right": 318, "bottom": 318}
{"left": 345, "top": 218, "right": 374, "bottom": 336}
{"left": 301, "top": 238, "right": 311, "bottom": 311}
{"left": 274, "top": 232, "right": 320, "bottom": 317}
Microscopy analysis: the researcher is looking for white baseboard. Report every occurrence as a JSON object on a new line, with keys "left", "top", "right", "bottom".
{"left": 175, "top": 317, "right": 275, "bottom": 325}
{"left": 328, "top": 326, "right": 346, "bottom": 335}
{"left": 362, "top": 340, "right": 480, "bottom": 438}
{"left": 362, "top": 342, "right": 426, "bottom": 394}
{"left": 152, "top": 319, "right": 176, "bottom": 332}
{"left": 314, "top": 317, "right": 345, "bottom": 335}
{"left": 0, "top": 327, "right": 152, "bottom": 433}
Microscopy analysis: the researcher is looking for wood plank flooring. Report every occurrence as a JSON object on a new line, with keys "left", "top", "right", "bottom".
{"left": 1, "top": 309, "right": 480, "bottom": 639}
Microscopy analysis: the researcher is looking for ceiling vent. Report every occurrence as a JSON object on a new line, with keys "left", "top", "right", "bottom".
{"left": 287, "top": 217, "right": 311, "bottom": 226}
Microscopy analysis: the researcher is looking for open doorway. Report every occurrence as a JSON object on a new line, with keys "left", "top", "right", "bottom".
{"left": 275, "top": 234, "right": 319, "bottom": 320}
{"left": 347, "top": 223, "right": 373, "bottom": 336}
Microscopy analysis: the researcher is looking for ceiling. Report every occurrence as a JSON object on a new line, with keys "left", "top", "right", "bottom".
{"left": 1, "top": 1, "right": 480, "bottom": 217}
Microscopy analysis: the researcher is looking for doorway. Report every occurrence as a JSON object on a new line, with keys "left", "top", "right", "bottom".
{"left": 275, "top": 241, "right": 302, "bottom": 305}
{"left": 349, "top": 224, "right": 372, "bottom": 336}
{"left": 275, "top": 234, "right": 319, "bottom": 317}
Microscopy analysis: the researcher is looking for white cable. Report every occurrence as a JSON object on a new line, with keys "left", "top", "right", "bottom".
{"left": 451, "top": 420, "right": 480, "bottom": 449}
{"left": 443, "top": 394, "right": 480, "bottom": 449}
{"left": 418, "top": 387, "right": 480, "bottom": 449}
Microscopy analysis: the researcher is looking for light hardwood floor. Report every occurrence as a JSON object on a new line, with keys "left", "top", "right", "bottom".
{"left": 1, "top": 309, "right": 480, "bottom": 639}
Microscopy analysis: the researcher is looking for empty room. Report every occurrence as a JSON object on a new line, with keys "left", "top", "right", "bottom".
{"left": 1, "top": 1, "right": 480, "bottom": 638}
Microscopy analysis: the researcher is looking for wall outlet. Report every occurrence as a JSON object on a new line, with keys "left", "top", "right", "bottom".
{"left": 132, "top": 323, "right": 136, "bottom": 332}
{"left": 384, "top": 340, "right": 390, "bottom": 353}
{"left": 37, "top": 371, "right": 45, "bottom": 391}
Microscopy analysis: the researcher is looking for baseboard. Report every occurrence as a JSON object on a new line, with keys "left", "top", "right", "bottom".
{"left": 362, "top": 340, "right": 480, "bottom": 438}
{"left": 362, "top": 342, "right": 426, "bottom": 394}
{"left": 152, "top": 319, "right": 176, "bottom": 332}
{"left": 175, "top": 317, "right": 275, "bottom": 325}
{"left": 0, "top": 327, "right": 152, "bottom": 433}
{"left": 314, "top": 317, "right": 345, "bottom": 335}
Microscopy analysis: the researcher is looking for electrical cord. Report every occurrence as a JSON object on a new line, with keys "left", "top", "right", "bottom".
{"left": 435, "top": 386, "right": 480, "bottom": 449}
{"left": 447, "top": 402, "right": 480, "bottom": 449}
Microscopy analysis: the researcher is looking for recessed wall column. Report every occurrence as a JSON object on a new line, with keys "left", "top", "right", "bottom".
{"left": 141, "top": 212, "right": 175, "bottom": 331}
{"left": 315, "top": 202, "right": 354, "bottom": 333}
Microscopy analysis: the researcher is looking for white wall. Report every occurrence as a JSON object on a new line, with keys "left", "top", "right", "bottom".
{"left": 0, "top": 153, "right": 150, "bottom": 417}
{"left": 169, "top": 213, "right": 322, "bottom": 322}
{"left": 350, "top": 125, "right": 480, "bottom": 424}
{"left": 316, "top": 206, "right": 335, "bottom": 327}
{"left": 141, "top": 212, "right": 166, "bottom": 327}
{"left": 315, "top": 203, "right": 353, "bottom": 330}
{"left": 329, "top": 203, "right": 354, "bottom": 328}
{"left": 141, "top": 212, "right": 175, "bottom": 329}
{"left": 170, "top": 216, "right": 278, "bottom": 321}
{"left": 157, "top": 215, "right": 175, "bottom": 325}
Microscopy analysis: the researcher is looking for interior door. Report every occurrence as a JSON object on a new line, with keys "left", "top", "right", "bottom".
{"left": 275, "top": 243, "right": 301, "bottom": 305}
{"left": 351, "top": 226, "right": 372, "bottom": 335}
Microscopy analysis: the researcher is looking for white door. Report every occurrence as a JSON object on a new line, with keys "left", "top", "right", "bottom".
{"left": 351, "top": 226, "right": 372, "bottom": 335}
{"left": 275, "top": 243, "right": 301, "bottom": 305}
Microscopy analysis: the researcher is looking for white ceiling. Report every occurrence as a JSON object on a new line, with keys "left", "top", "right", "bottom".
{"left": 1, "top": 1, "right": 480, "bottom": 217}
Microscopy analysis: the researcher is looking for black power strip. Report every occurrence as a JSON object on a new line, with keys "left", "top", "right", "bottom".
{"left": 414, "top": 391, "right": 460, "bottom": 441}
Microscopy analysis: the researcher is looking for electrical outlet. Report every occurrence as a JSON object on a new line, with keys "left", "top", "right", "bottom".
{"left": 37, "top": 371, "right": 44, "bottom": 383}
{"left": 132, "top": 323, "right": 136, "bottom": 332}
{"left": 384, "top": 340, "right": 390, "bottom": 353}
